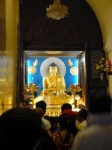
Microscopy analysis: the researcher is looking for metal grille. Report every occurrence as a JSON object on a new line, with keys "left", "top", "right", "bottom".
{"left": 86, "top": 88, "right": 107, "bottom": 108}
{"left": 91, "top": 50, "right": 105, "bottom": 78}
{"left": 90, "top": 88, "right": 107, "bottom": 96}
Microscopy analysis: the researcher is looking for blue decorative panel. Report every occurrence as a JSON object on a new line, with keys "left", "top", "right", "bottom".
{"left": 26, "top": 56, "right": 79, "bottom": 95}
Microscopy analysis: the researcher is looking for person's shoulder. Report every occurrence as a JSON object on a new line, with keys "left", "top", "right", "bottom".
{"left": 72, "top": 124, "right": 112, "bottom": 150}
{"left": 77, "top": 120, "right": 87, "bottom": 130}
{"left": 74, "top": 126, "right": 91, "bottom": 140}
{"left": 75, "top": 124, "right": 106, "bottom": 138}
{"left": 42, "top": 117, "right": 51, "bottom": 130}
{"left": 42, "top": 117, "right": 50, "bottom": 123}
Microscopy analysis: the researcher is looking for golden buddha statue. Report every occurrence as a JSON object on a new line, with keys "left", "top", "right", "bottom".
{"left": 41, "top": 64, "right": 73, "bottom": 105}
{"left": 43, "top": 65, "right": 66, "bottom": 96}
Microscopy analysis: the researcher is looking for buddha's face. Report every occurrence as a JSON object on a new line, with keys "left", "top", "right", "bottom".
{"left": 49, "top": 66, "right": 58, "bottom": 74}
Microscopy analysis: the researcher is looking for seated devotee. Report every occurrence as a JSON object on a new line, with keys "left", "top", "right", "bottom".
{"left": 36, "top": 100, "right": 51, "bottom": 131}
{"left": 62, "top": 109, "right": 75, "bottom": 117}
{"left": 75, "top": 108, "right": 89, "bottom": 130}
{"left": 61, "top": 103, "right": 78, "bottom": 118}
{"left": 61, "top": 103, "right": 79, "bottom": 135}
{"left": 71, "top": 91, "right": 112, "bottom": 150}
{"left": 53, "top": 114, "right": 76, "bottom": 150}
{"left": 61, "top": 110, "right": 79, "bottom": 137}
{"left": 41, "top": 64, "right": 73, "bottom": 105}
{"left": 61, "top": 103, "right": 72, "bottom": 113}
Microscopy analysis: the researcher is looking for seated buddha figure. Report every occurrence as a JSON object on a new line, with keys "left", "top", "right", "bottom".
{"left": 43, "top": 65, "right": 66, "bottom": 96}
{"left": 42, "top": 64, "right": 72, "bottom": 105}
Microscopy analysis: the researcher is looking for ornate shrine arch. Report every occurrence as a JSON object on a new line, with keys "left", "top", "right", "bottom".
{"left": 18, "top": 0, "right": 108, "bottom": 109}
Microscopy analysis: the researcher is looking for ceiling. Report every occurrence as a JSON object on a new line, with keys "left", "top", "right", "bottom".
{"left": 87, "top": 0, "right": 112, "bottom": 54}
{"left": 22, "top": 0, "right": 112, "bottom": 56}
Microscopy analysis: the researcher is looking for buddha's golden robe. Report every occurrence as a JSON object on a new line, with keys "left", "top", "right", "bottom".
{"left": 44, "top": 74, "right": 66, "bottom": 96}
{"left": 41, "top": 74, "right": 72, "bottom": 105}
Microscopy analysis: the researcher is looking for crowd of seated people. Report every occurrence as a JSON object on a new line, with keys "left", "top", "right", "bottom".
{"left": 0, "top": 91, "right": 112, "bottom": 150}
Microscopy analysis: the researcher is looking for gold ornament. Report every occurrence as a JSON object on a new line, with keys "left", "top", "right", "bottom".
{"left": 70, "top": 67, "right": 78, "bottom": 75}
{"left": 68, "top": 59, "right": 73, "bottom": 66}
{"left": 33, "top": 59, "right": 38, "bottom": 66}
{"left": 27, "top": 83, "right": 38, "bottom": 94}
{"left": 68, "top": 84, "right": 81, "bottom": 94}
{"left": 46, "top": 0, "right": 69, "bottom": 20}
{"left": 23, "top": 83, "right": 38, "bottom": 107}
{"left": 28, "top": 66, "right": 37, "bottom": 74}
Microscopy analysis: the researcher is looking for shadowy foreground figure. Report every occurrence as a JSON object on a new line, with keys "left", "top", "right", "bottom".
{"left": 0, "top": 107, "right": 57, "bottom": 150}
{"left": 71, "top": 91, "right": 112, "bottom": 150}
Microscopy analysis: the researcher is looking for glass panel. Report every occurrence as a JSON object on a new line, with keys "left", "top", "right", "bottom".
{"left": 22, "top": 51, "right": 85, "bottom": 116}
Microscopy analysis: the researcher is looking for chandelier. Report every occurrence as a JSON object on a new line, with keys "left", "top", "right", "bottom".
{"left": 46, "top": 0, "right": 69, "bottom": 20}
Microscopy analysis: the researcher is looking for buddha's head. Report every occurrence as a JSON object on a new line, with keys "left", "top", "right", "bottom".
{"left": 49, "top": 64, "right": 58, "bottom": 74}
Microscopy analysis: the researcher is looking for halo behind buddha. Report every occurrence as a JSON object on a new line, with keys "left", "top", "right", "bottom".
{"left": 40, "top": 57, "right": 66, "bottom": 77}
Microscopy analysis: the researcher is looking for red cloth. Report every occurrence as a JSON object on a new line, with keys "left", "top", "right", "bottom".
{"left": 62, "top": 109, "right": 78, "bottom": 117}
{"left": 53, "top": 131, "right": 74, "bottom": 150}
{"left": 74, "top": 111, "right": 79, "bottom": 116}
